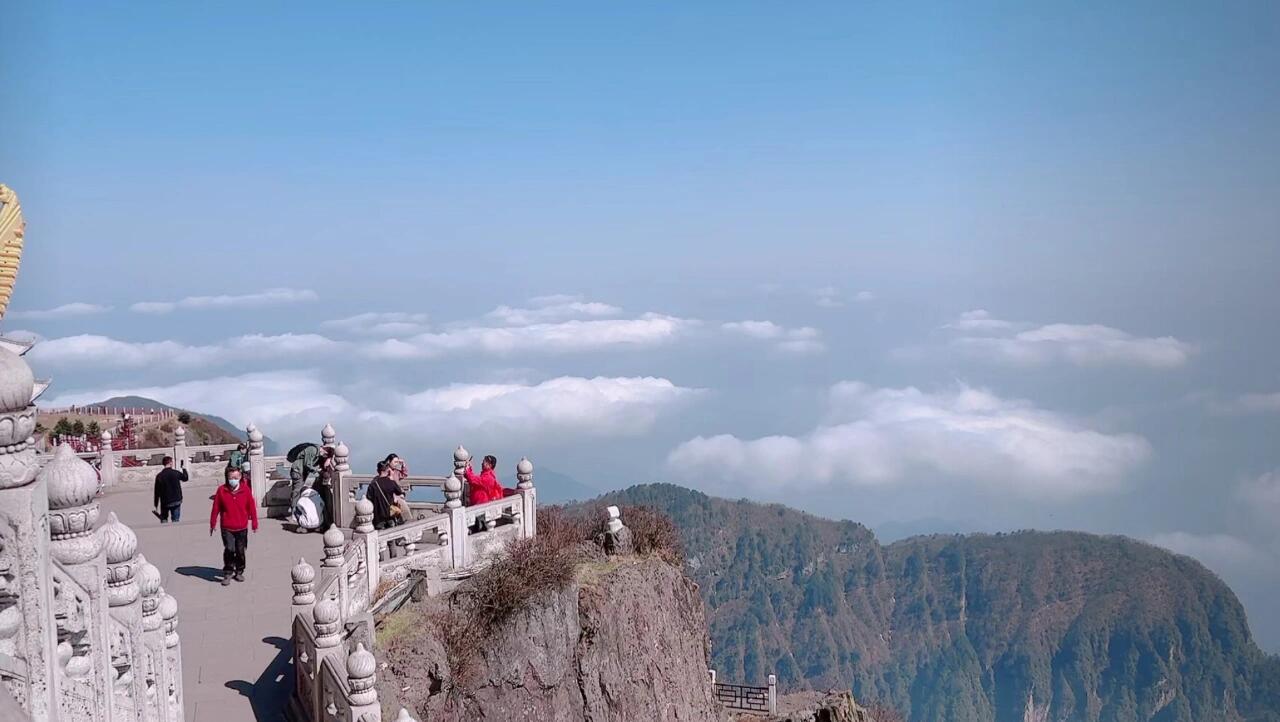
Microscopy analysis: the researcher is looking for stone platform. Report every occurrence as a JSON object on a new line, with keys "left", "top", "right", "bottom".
{"left": 102, "top": 480, "right": 320, "bottom": 722}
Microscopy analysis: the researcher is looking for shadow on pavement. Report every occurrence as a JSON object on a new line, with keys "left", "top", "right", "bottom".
{"left": 175, "top": 565, "right": 224, "bottom": 583}
{"left": 226, "top": 636, "right": 293, "bottom": 721}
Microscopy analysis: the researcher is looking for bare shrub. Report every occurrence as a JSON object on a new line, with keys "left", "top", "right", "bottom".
{"left": 620, "top": 505, "right": 684, "bottom": 565}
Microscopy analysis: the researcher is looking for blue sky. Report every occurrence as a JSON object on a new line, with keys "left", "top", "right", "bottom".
{"left": 3, "top": 2, "right": 1279, "bottom": 650}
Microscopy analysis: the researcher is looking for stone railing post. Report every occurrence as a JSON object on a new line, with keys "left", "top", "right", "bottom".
{"left": 99, "top": 429, "right": 118, "bottom": 488}
{"left": 708, "top": 668, "right": 716, "bottom": 686}
{"left": 516, "top": 457, "right": 536, "bottom": 539}
{"left": 43, "top": 444, "right": 113, "bottom": 718}
{"left": 291, "top": 558, "right": 317, "bottom": 622}
{"left": 603, "top": 505, "right": 632, "bottom": 555}
{"left": 160, "top": 589, "right": 183, "bottom": 717}
{"left": 247, "top": 423, "right": 266, "bottom": 509}
{"left": 320, "top": 527, "right": 347, "bottom": 616}
{"left": 394, "top": 709, "right": 419, "bottom": 722}
{"left": 0, "top": 347, "right": 59, "bottom": 721}
{"left": 346, "top": 643, "right": 379, "bottom": 718}
{"left": 321, "top": 422, "right": 336, "bottom": 448}
{"left": 352, "top": 499, "right": 380, "bottom": 603}
{"left": 332, "top": 440, "right": 350, "bottom": 529}
{"left": 138, "top": 556, "right": 172, "bottom": 722}
{"left": 103, "top": 512, "right": 148, "bottom": 719}
{"left": 308, "top": 599, "right": 342, "bottom": 721}
{"left": 768, "top": 673, "right": 777, "bottom": 714}
{"left": 172, "top": 424, "right": 189, "bottom": 471}
{"left": 445, "top": 446, "right": 469, "bottom": 569}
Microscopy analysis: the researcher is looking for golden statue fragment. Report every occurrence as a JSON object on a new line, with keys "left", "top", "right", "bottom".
{"left": 0, "top": 184, "right": 26, "bottom": 320}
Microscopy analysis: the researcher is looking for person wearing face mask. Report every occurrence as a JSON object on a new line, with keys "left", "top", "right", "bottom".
{"left": 210, "top": 467, "right": 259, "bottom": 586}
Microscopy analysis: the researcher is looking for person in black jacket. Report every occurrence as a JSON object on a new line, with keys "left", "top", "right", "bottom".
{"left": 153, "top": 456, "right": 189, "bottom": 523}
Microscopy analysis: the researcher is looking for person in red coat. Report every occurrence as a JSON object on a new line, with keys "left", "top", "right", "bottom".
{"left": 464, "top": 454, "right": 510, "bottom": 505}
{"left": 210, "top": 467, "right": 259, "bottom": 586}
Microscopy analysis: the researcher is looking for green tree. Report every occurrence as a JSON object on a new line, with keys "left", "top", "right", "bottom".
{"left": 86, "top": 420, "right": 101, "bottom": 437}
{"left": 52, "top": 417, "right": 74, "bottom": 437}
{"left": 177, "top": 412, "right": 192, "bottom": 424}
{"left": 71, "top": 420, "right": 86, "bottom": 436}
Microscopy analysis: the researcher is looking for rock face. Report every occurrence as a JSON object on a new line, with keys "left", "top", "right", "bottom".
{"left": 763, "top": 692, "right": 872, "bottom": 722}
{"left": 378, "top": 556, "right": 726, "bottom": 721}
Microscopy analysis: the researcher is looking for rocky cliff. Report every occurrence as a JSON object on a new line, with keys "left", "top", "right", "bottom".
{"left": 376, "top": 555, "right": 726, "bottom": 721}
{"left": 582, "top": 484, "right": 1280, "bottom": 722}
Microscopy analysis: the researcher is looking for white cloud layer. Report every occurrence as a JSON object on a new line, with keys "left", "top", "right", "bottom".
{"left": 322, "top": 312, "right": 431, "bottom": 336}
{"left": 130, "top": 288, "right": 318, "bottom": 314}
{"left": 722, "top": 321, "right": 825, "bottom": 354}
{"left": 667, "top": 381, "right": 1150, "bottom": 498}
{"left": 944, "top": 310, "right": 1195, "bottom": 368}
{"left": 365, "top": 314, "right": 695, "bottom": 359}
{"left": 486, "top": 297, "right": 623, "bottom": 326}
{"left": 45, "top": 371, "right": 698, "bottom": 449}
{"left": 8, "top": 302, "right": 112, "bottom": 320}
{"left": 27, "top": 333, "right": 341, "bottom": 368}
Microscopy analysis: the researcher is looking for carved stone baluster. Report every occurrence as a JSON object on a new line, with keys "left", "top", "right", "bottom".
{"left": 446, "top": 446, "right": 469, "bottom": 569}
{"left": 103, "top": 512, "right": 147, "bottom": 719}
{"left": 346, "top": 642, "right": 379, "bottom": 716}
{"left": 516, "top": 457, "right": 536, "bottom": 539}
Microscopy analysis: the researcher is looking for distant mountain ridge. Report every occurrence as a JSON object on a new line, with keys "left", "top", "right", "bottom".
{"left": 93, "top": 395, "right": 281, "bottom": 454}
{"left": 574, "top": 484, "right": 1280, "bottom": 722}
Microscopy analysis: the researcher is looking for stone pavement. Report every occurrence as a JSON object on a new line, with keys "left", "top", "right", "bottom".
{"left": 103, "top": 480, "right": 321, "bottom": 722}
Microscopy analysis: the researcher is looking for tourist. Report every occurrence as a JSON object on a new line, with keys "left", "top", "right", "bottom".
{"left": 368, "top": 460, "right": 406, "bottom": 530}
{"left": 153, "top": 455, "right": 188, "bottom": 523}
{"left": 240, "top": 460, "right": 253, "bottom": 491}
{"left": 289, "top": 443, "right": 332, "bottom": 528}
{"left": 384, "top": 453, "right": 409, "bottom": 483}
{"left": 313, "top": 446, "right": 337, "bottom": 533}
{"left": 226, "top": 442, "right": 247, "bottom": 472}
{"left": 209, "top": 467, "right": 258, "bottom": 586}
{"left": 464, "top": 454, "right": 510, "bottom": 505}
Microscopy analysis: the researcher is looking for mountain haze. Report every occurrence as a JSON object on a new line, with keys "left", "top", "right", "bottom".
{"left": 581, "top": 484, "right": 1280, "bottom": 722}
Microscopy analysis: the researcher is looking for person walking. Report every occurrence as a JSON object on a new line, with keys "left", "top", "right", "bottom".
{"left": 209, "top": 467, "right": 258, "bottom": 586}
{"left": 153, "top": 456, "right": 188, "bottom": 523}
{"left": 226, "top": 442, "right": 247, "bottom": 473}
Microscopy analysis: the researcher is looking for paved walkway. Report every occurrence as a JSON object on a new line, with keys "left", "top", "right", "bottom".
{"left": 103, "top": 481, "right": 320, "bottom": 722}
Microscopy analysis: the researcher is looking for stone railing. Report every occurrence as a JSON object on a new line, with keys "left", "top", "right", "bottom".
{"left": 286, "top": 431, "right": 536, "bottom": 722}
{"left": 1, "top": 434, "right": 186, "bottom": 719}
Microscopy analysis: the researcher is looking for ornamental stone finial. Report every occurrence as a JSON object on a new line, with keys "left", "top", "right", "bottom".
{"left": 160, "top": 591, "right": 180, "bottom": 648}
{"left": 291, "top": 557, "right": 316, "bottom": 605}
{"left": 102, "top": 512, "right": 140, "bottom": 606}
{"left": 334, "top": 442, "right": 350, "bottom": 473}
{"left": 321, "top": 423, "right": 336, "bottom": 445}
{"left": 41, "top": 444, "right": 103, "bottom": 564}
{"left": 394, "top": 710, "right": 418, "bottom": 722}
{"left": 322, "top": 527, "right": 345, "bottom": 567}
{"left": 446, "top": 445, "right": 469, "bottom": 509}
{"left": 313, "top": 599, "right": 341, "bottom": 647}
{"left": 353, "top": 498, "right": 374, "bottom": 534}
{"left": 101, "top": 429, "right": 112, "bottom": 443}
{"left": 174, "top": 425, "right": 186, "bottom": 443}
{"left": 139, "top": 555, "right": 163, "bottom": 631}
{"left": 347, "top": 643, "right": 378, "bottom": 706}
{"left": 516, "top": 457, "right": 534, "bottom": 490}
{"left": 0, "top": 345, "right": 35, "bottom": 414}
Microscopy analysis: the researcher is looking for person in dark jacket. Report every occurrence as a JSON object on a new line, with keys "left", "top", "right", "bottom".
{"left": 153, "top": 456, "right": 188, "bottom": 523}
{"left": 367, "top": 460, "right": 405, "bottom": 530}
{"left": 210, "top": 467, "right": 259, "bottom": 585}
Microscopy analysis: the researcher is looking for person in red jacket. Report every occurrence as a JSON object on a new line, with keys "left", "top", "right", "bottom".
{"left": 464, "top": 454, "right": 510, "bottom": 505}
{"left": 210, "top": 467, "right": 259, "bottom": 586}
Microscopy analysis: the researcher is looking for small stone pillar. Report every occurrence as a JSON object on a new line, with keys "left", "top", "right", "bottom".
{"left": 99, "top": 428, "right": 118, "bottom": 488}
{"left": 321, "top": 422, "right": 336, "bottom": 447}
{"left": 602, "top": 506, "right": 632, "bottom": 555}
{"left": 246, "top": 423, "right": 266, "bottom": 510}
{"left": 332, "top": 440, "right": 350, "bottom": 529}
{"left": 159, "top": 589, "right": 183, "bottom": 716}
{"left": 709, "top": 669, "right": 716, "bottom": 686}
{"left": 291, "top": 558, "right": 317, "bottom": 622}
{"left": 320, "top": 528, "right": 347, "bottom": 614}
{"left": 172, "top": 425, "right": 189, "bottom": 471}
{"left": 102, "top": 512, "right": 148, "bottom": 718}
{"left": 352, "top": 499, "right": 380, "bottom": 603}
{"left": 346, "top": 643, "right": 379, "bottom": 718}
{"left": 138, "top": 556, "right": 172, "bottom": 722}
{"left": 516, "top": 457, "right": 536, "bottom": 539}
{"left": 768, "top": 673, "right": 777, "bottom": 714}
{"left": 445, "top": 446, "right": 469, "bottom": 569}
